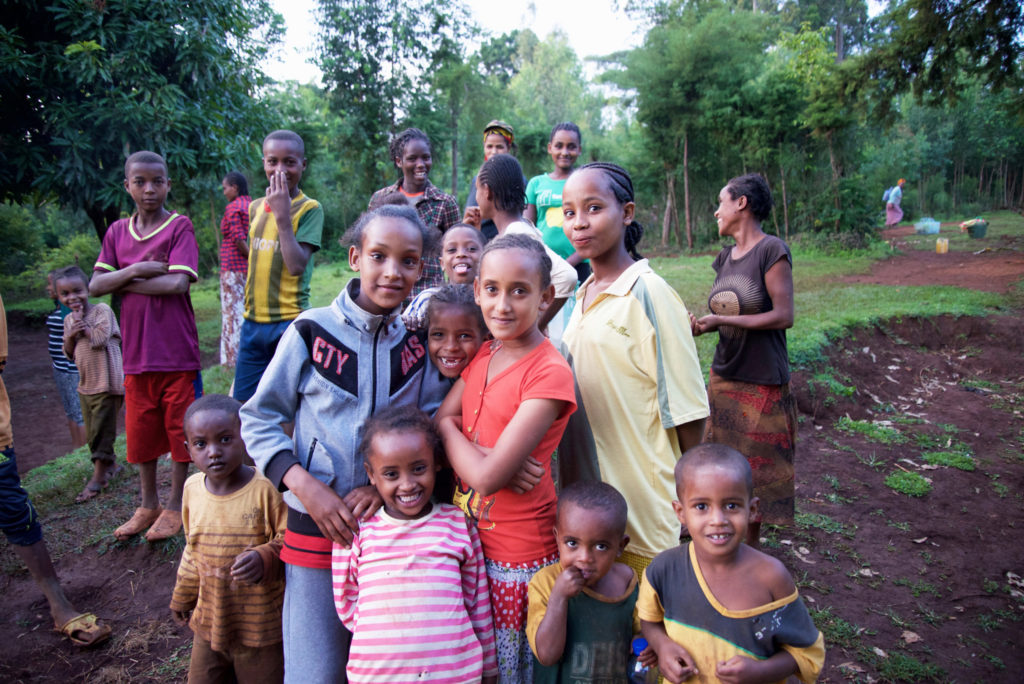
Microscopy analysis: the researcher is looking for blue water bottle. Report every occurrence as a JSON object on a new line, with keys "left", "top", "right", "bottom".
{"left": 629, "top": 636, "right": 659, "bottom": 683}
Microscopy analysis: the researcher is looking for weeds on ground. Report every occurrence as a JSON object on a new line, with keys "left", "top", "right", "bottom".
{"left": 795, "top": 511, "right": 856, "bottom": 538}
{"left": 921, "top": 451, "right": 976, "bottom": 471}
{"left": 885, "top": 470, "right": 932, "bottom": 497}
{"left": 836, "top": 416, "right": 907, "bottom": 445}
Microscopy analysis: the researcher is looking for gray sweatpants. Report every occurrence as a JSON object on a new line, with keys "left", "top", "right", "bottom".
{"left": 283, "top": 563, "right": 352, "bottom": 683}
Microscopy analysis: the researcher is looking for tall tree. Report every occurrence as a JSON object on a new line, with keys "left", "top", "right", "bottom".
{"left": 0, "top": 0, "right": 281, "bottom": 240}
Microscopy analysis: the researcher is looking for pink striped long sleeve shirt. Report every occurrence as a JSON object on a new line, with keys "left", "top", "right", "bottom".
{"left": 332, "top": 502, "right": 497, "bottom": 682}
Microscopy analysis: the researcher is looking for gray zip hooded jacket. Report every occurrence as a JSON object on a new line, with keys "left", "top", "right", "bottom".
{"left": 240, "top": 279, "right": 449, "bottom": 523}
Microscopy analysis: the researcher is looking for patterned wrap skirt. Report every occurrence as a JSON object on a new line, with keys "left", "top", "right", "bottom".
{"left": 705, "top": 371, "right": 797, "bottom": 525}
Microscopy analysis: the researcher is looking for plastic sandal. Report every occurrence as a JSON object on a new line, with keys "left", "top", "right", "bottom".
{"left": 55, "top": 613, "right": 111, "bottom": 647}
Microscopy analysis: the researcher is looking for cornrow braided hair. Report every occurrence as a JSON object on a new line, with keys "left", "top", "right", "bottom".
{"left": 426, "top": 284, "right": 485, "bottom": 335}
{"left": 577, "top": 162, "right": 644, "bottom": 261}
{"left": 389, "top": 128, "right": 431, "bottom": 169}
{"left": 477, "top": 153, "right": 525, "bottom": 214}
{"left": 550, "top": 121, "right": 582, "bottom": 146}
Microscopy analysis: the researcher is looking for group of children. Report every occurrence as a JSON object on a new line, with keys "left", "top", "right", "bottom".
{"left": 34, "top": 120, "right": 824, "bottom": 683}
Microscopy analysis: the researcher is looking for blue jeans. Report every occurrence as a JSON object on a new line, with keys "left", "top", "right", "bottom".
{"left": 282, "top": 564, "right": 352, "bottom": 683}
{"left": 0, "top": 446, "right": 42, "bottom": 546}
{"left": 232, "top": 319, "right": 292, "bottom": 402}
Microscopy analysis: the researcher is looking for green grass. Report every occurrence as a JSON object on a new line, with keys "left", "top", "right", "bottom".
{"left": 922, "top": 451, "right": 976, "bottom": 471}
{"left": 895, "top": 209, "right": 1023, "bottom": 254}
{"left": 885, "top": 471, "right": 933, "bottom": 497}
{"left": 836, "top": 416, "right": 908, "bottom": 445}
{"left": 872, "top": 651, "right": 946, "bottom": 682}
{"left": 795, "top": 511, "right": 856, "bottom": 538}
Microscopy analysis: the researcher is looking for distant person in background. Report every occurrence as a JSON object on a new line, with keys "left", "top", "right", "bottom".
{"left": 1, "top": 293, "right": 112, "bottom": 647}
{"left": 45, "top": 271, "right": 86, "bottom": 449}
{"left": 885, "top": 178, "right": 905, "bottom": 228}
{"left": 463, "top": 119, "right": 517, "bottom": 242}
{"left": 692, "top": 173, "right": 796, "bottom": 546}
{"left": 219, "top": 171, "right": 251, "bottom": 369}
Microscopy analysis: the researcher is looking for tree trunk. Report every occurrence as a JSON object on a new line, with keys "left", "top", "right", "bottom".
{"left": 779, "top": 152, "right": 790, "bottom": 241}
{"left": 835, "top": 22, "right": 845, "bottom": 62}
{"left": 450, "top": 111, "right": 458, "bottom": 197}
{"left": 85, "top": 203, "right": 121, "bottom": 243}
{"left": 661, "top": 168, "right": 675, "bottom": 248}
{"left": 683, "top": 132, "right": 693, "bottom": 249}
{"left": 826, "top": 130, "right": 841, "bottom": 231}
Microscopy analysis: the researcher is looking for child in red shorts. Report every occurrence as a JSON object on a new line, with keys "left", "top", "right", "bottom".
{"left": 90, "top": 150, "right": 201, "bottom": 542}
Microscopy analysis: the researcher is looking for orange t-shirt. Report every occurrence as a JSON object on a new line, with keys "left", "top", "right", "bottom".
{"left": 455, "top": 340, "right": 576, "bottom": 564}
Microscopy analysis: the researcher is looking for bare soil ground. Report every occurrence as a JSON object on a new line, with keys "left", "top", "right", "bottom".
{"left": 2, "top": 250, "right": 1022, "bottom": 682}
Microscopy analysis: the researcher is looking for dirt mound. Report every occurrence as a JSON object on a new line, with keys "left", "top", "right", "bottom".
{"left": 840, "top": 249, "right": 1024, "bottom": 293}
{"left": 790, "top": 314, "right": 1024, "bottom": 682}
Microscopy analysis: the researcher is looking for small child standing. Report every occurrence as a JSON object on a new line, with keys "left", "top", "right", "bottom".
{"left": 241, "top": 205, "right": 450, "bottom": 682}
{"left": 527, "top": 481, "right": 654, "bottom": 682}
{"left": 638, "top": 445, "right": 824, "bottom": 684}
{"left": 332, "top": 406, "right": 497, "bottom": 683}
{"left": 45, "top": 270, "right": 86, "bottom": 449}
{"left": 171, "top": 394, "right": 286, "bottom": 683}
{"left": 437, "top": 233, "right": 577, "bottom": 683}
{"left": 90, "top": 150, "right": 201, "bottom": 542}
{"left": 233, "top": 130, "right": 324, "bottom": 402}
{"left": 218, "top": 171, "right": 251, "bottom": 369}
{"left": 369, "top": 128, "right": 460, "bottom": 296}
{"left": 55, "top": 266, "right": 124, "bottom": 503}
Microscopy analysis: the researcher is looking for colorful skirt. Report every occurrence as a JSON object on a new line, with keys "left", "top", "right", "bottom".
{"left": 486, "top": 554, "right": 556, "bottom": 683}
{"left": 705, "top": 372, "right": 797, "bottom": 525}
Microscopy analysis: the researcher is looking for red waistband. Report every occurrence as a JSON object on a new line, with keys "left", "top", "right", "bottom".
{"left": 280, "top": 529, "right": 334, "bottom": 569}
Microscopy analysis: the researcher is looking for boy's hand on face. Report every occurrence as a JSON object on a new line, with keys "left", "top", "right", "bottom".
{"left": 131, "top": 260, "right": 169, "bottom": 280}
{"left": 552, "top": 565, "right": 586, "bottom": 600}
{"left": 462, "top": 206, "right": 481, "bottom": 229}
{"left": 266, "top": 170, "right": 292, "bottom": 219}
{"left": 657, "top": 641, "right": 698, "bottom": 683}
{"left": 230, "top": 549, "right": 264, "bottom": 584}
{"left": 343, "top": 485, "right": 382, "bottom": 522}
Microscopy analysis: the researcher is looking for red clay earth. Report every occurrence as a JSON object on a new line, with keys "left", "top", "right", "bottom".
{"left": 2, "top": 259, "right": 1022, "bottom": 682}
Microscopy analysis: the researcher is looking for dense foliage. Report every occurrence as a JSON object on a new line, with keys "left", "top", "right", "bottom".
{"left": 1, "top": 0, "right": 1021, "bottom": 302}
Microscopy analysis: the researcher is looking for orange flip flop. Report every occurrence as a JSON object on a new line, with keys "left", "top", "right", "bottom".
{"left": 114, "top": 506, "right": 162, "bottom": 540}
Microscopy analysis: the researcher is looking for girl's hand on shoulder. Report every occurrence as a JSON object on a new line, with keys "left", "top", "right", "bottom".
{"left": 230, "top": 549, "right": 264, "bottom": 584}
{"left": 507, "top": 456, "right": 544, "bottom": 494}
{"left": 343, "top": 485, "right": 382, "bottom": 521}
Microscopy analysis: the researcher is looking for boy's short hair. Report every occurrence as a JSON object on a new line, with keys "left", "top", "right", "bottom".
{"left": 675, "top": 444, "right": 753, "bottom": 497}
{"left": 52, "top": 265, "right": 89, "bottom": 287}
{"left": 558, "top": 481, "right": 628, "bottom": 535}
{"left": 223, "top": 170, "right": 249, "bottom": 197}
{"left": 183, "top": 394, "right": 242, "bottom": 437}
{"left": 357, "top": 405, "right": 443, "bottom": 467}
{"left": 341, "top": 204, "right": 439, "bottom": 257}
{"left": 263, "top": 129, "right": 305, "bottom": 156}
{"left": 481, "top": 233, "right": 552, "bottom": 290}
{"left": 124, "top": 150, "right": 167, "bottom": 177}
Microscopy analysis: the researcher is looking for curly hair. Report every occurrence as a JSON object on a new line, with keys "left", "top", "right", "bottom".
{"left": 550, "top": 121, "right": 582, "bottom": 146}
{"left": 51, "top": 265, "right": 89, "bottom": 288}
{"left": 557, "top": 481, "right": 628, "bottom": 534}
{"left": 575, "top": 162, "right": 644, "bottom": 260}
{"left": 124, "top": 150, "right": 167, "bottom": 177}
{"left": 426, "top": 283, "right": 485, "bottom": 335}
{"left": 357, "top": 405, "right": 444, "bottom": 468}
{"left": 477, "top": 154, "right": 525, "bottom": 214}
{"left": 183, "top": 394, "right": 242, "bottom": 438}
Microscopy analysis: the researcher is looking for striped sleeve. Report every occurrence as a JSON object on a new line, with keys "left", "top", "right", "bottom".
{"left": 462, "top": 516, "right": 497, "bottom": 677}
{"left": 332, "top": 536, "right": 361, "bottom": 631}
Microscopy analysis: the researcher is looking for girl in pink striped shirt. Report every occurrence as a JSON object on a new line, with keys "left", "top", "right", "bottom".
{"left": 332, "top": 406, "right": 497, "bottom": 683}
